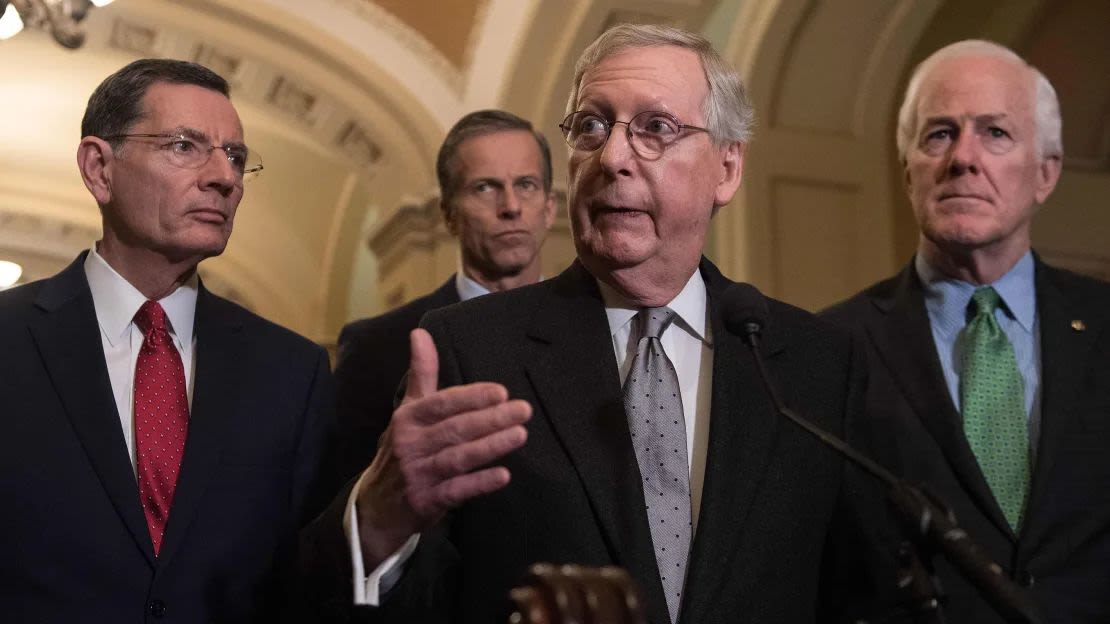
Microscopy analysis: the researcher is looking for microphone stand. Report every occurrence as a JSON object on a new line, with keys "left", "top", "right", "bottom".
{"left": 741, "top": 323, "right": 1042, "bottom": 624}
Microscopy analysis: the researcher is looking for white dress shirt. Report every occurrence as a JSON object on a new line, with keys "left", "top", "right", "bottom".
{"left": 349, "top": 268, "right": 714, "bottom": 605}
{"left": 84, "top": 247, "right": 198, "bottom": 470}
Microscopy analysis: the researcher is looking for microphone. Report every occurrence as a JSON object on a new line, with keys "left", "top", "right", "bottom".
{"left": 720, "top": 284, "right": 1043, "bottom": 624}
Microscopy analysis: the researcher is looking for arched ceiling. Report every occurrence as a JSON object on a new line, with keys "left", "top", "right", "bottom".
{"left": 10, "top": 0, "right": 1099, "bottom": 336}
{"left": 0, "top": 0, "right": 720, "bottom": 341}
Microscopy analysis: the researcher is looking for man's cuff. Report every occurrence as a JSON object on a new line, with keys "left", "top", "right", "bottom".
{"left": 344, "top": 469, "right": 420, "bottom": 606}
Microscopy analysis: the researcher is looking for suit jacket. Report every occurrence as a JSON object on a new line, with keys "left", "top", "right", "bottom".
{"left": 304, "top": 258, "right": 895, "bottom": 623}
{"left": 321, "top": 277, "right": 461, "bottom": 499}
{"left": 822, "top": 256, "right": 1110, "bottom": 623}
{"left": 0, "top": 253, "right": 335, "bottom": 623}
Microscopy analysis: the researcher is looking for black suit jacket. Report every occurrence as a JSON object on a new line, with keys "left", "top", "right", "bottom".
{"left": 0, "top": 253, "right": 335, "bottom": 623}
{"left": 306, "top": 259, "right": 894, "bottom": 623}
{"left": 322, "top": 278, "right": 461, "bottom": 499}
{"left": 823, "top": 257, "right": 1110, "bottom": 623}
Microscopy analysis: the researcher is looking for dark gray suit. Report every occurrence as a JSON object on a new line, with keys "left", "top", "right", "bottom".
{"left": 823, "top": 257, "right": 1110, "bottom": 623}
{"left": 305, "top": 258, "right": 895, "bottom": 623}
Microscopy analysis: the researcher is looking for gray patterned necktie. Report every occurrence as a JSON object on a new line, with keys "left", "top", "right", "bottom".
{"left": 623, "top": 307, "right": 690, "bottom": 624}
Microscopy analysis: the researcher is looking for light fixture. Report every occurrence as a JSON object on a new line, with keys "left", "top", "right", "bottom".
{"left": 0, "top": 3, "right": 24, "bottom": 41}
{"left": 0, "top": 260, "right": 23, "bottom": 289}
{"left": 0, "top": 0, "right": 116, "bottom": 49}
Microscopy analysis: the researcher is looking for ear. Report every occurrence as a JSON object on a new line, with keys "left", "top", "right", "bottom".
{"left": 77, "top": 137, "right": 114, "bottom": 206}
{"left": 712, "top": 141, "right": 745, "bottom": 207}
{"left": 542, "top": 191, "right": 557, "bottom": 228}
{"left": 1033, "top": 154, "right": 1062, "bottom": 204}
{"left": 441, "top": 199, "right": 459, "bottom": 236}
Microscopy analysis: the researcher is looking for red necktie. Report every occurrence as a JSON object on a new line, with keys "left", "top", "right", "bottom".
{"left": 133, "top": 300, "right": 189, "bottom": 555}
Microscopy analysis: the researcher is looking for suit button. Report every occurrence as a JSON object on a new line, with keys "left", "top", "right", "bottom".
{"left": 148, "top": 600, "right": 167, "bottom": 618}
{"left": 1018, "top": 571, "right": 1035, "bottom": 587}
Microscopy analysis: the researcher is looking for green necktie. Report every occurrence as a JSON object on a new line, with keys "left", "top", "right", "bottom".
{"left": 960, "top": 287, "right": 1030, "bottom": 531}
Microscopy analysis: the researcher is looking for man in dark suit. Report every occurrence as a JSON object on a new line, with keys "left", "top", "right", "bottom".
{"left": 307, "top": 24, "right": 892, "bottom": 624}
{"left": 0, "top": 59, "right": 344, "bottom": 623}
{"left": 326, "top": 110, "right": 557, "bottom": 497}
{"left": 824, "top": 40, "right": 1110, "bottom": 622}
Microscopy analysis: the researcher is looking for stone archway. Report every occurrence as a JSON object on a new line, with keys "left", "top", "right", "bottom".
{"left": 718, "top": 0, "right": 1110, "bottom": 309}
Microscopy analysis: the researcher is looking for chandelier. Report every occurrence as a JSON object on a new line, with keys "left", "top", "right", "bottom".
{"left": 0, "top": 0, "right": 115, "bottom": 49}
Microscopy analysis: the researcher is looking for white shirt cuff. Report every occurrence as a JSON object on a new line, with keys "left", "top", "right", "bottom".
{"left": 344, "top": 468, "right": 421, "bottom": 606}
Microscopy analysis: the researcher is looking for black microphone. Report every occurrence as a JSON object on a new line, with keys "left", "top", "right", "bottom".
{"left": 719, "top": 284, "right": 1043, "bottom": 624}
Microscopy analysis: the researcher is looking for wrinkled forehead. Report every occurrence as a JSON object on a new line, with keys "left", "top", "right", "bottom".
{"left": 137, "top": 81, "right": 244, "bottom": 141}
{"left": 914, "top": 55, "right": 1036, "bottom": 124}
{"left": 576, "top": 46, "right": 708, "bottom": 118}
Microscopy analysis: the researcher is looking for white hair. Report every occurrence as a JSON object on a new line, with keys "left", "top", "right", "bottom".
{"left": 896, "top": 39, "right": 1062, "bottom": 162}
{"left": 566, "top": 23, "right": 754, "bottom": 145}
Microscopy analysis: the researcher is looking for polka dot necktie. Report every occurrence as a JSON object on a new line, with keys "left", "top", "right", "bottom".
{"left": 959, "top": 287, "right": 1030, "bottom": 532}
{"left": 133, "top": 300, "right": 189, "bottom": 556}
{"left": 623, "top": 307, "right": 689, "bottom": 624}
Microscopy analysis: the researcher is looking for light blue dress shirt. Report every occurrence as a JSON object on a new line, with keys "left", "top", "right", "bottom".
{"left": 916, "top": 251, "right": 1042, "bottom": 455}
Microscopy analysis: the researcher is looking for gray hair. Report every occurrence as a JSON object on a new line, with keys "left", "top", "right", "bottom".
{"left": 896, "top": 39, "right": 1062, "bottom": 162}
{"left": 566, "top": 23, "right": 753, "bottom": 145}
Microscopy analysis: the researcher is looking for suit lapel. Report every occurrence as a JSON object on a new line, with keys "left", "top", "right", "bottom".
{"left": 868, "top": 264, "right": 1013, "bottom": 537}
{"left": 28, "top": 255, "right": 156, "bottom": 565}
{"left": 1021, "top": 262, "right": 1101, "bottom": 551}
{"left": 157, "top": 286, "right": 245, "bottom": 565}
{"left": 680, "top": 260, "right": 782, "bottom": 624}
{"left": 521, "top": 263, "right": 671, "bottom": 624}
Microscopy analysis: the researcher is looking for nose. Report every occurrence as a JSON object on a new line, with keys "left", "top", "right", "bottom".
{"left": 499, "top": 186, "right": 523, "bottom": 219}
{"left": 200, "top": 148, "right": 239, "bottom": 194}
{"left": 598, "top": 121, "right": 635, "bottom": 177}
{"left": 946, "top": 128, "right": 980, "bottom": 176}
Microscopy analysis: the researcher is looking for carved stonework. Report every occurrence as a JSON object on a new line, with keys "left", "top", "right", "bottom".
{"left": 267, "top": 76, "right": 318, "bottom": 123}
{"left": 337, "top": 121, "right": 384, "bottom": 170}
{"left": 368, "top": 194, "right": 453, "bottom": 301}
{"left": 109, "top": 18, "right": 158, "bottom": 55}
{"left": 194, "top": 44, "right": 243, "bottom": 84}
{"left": 93, "top": 10, "right": 389, "bottom": 175}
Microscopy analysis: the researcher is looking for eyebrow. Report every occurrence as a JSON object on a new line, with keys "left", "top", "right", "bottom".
{"left": 921, "top": 112, "right": 1011, "bottom": 127}
{"left": 168, "top": 126, "right": 248, "bottom": 150}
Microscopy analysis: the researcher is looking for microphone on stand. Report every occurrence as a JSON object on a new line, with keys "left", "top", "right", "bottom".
{"left": 719, "top": 283, "right": 1043, "bottom": 624}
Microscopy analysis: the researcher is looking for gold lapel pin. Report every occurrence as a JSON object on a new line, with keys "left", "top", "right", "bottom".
{"left": 1071, "top": 319, "right": 1086, "bottom": 332}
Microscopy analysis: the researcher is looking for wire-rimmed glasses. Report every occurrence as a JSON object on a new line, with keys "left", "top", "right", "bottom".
{"left": 559, "top": 110, "right": 710, "bottom": 158}
{"left": 102, "top": 132, "right": 264, "bottom": 182}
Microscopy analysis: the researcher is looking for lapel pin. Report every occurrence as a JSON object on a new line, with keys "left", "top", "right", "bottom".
{"left": 1071, "top": 319, "right": 1086, "bottom": 332}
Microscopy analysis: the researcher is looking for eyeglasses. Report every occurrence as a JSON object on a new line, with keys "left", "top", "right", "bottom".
{"left": 102, "top": 133, "right": 264, "bottom": 182}
{"left": 559, "top": 111, "right": 710, "bottom": 157}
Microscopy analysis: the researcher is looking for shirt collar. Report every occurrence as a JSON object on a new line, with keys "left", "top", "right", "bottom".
{"left": 915, "top": 250, "right": 1036, "bottom": 334}
{"left": 455, "top": 271, "right": 492, "bottom": 302}
{"left": 599, "top": 269, "right": 709, "bottom": 343}
{"left": 84, "top": 246, "right": 199, "bottom": 350}
{"left": 455, "top": 269, "right": 546, "bottom": 302}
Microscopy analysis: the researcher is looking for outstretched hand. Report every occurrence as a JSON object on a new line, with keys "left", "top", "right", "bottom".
{"left": 355, "top": 328, "right": 531, "bottom": 568}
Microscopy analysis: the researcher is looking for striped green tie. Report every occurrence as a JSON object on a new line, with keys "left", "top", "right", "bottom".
{"left": 960, "top": 287, "right": 1030, "bottom": 531}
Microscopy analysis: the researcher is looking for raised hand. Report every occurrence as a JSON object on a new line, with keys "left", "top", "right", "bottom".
{"left": 355, "top": 328, "right": 531, "bottom": 568}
